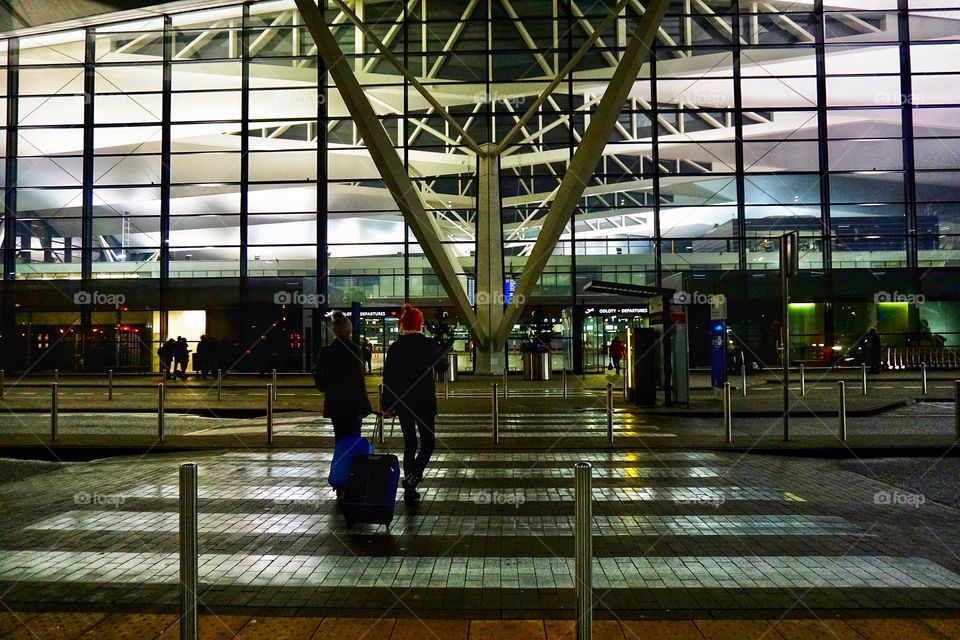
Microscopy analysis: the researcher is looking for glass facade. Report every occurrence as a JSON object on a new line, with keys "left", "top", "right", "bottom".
{"left": 1, "top": 0, "right": 959, "bottom": 372}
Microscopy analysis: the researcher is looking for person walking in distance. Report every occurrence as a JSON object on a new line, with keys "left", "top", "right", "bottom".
{"left": 362, "top": 338, "right": 374, "bottom": 374}
{"left": 609, "top": 335, "right": 626, "bottom": 376}
{"left": 381, "top": 303, "right": 448, "bottom": 505}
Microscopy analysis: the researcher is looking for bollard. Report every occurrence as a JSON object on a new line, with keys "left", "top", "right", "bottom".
{"left": 492, "top": 383, "right": 499, "bottom": 444}
{"left": 217, "top": 369, "right": 222, "bottom": 401}
{"left": 444, "top": 377, "right": 449, "bottom": 400}
{"left": 179, "top": 463, "right": 198, "bottom": 640}
{"left": 922, "top": 362, "right": 928, "bottom": 395}
{"left": 503, "top": 366, "right": 508, "bottom": 399}
{"left": 623, "top": 371, "right": 628, "bottom": 399}
{"left": 272, "top": 369, "right": 277, "bottom": 400}
{"left": 861, "top": 364, "right": 867, "bottom": 396}
{"left": 606, "top": 382, "right": 614, "bottom": 444}
{"left": 955, "top": 380, "right": 960, "bottom": 441}
{"left": 574, "top": 462, "right": 592, "bottom": 640}
{"left": 838, "top": 381, "right": 847, "bottom": 442}
{"left": 799, "top": 363, "right": 806, "bottom": 396}
{"left": 51, "top": 383, "right": 58, "bottom": 442}
{"left": 377, "top": 383, "right": 385, "bottom": 445}
{"left": 1, "top": 369, "right": 4, "bottom": 400}
{"left": 563, "top": 367, "right": 568, "bottom": 399}
{"left": 266, "top": 384, "right": 274, "bottom": 444}
{"left": 158, "top": 383, "right": 165, "bottom": 443}
{"left": 741, "top": 363, "right": 747, "bottom": 398}
{"left": 53, "top": 368, "right": 58, "bottom": 383}
{"left": 108, "top": 369, "right": 113, "bottom": 401}
{"left": 723, "top": 381, "right": 732, "bottom": 443}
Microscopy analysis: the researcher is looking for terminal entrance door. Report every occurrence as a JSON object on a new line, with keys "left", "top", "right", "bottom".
{"left": 359, "top": 315, "right": 399, "bottom": 374}
{"left": 582, "top": 308, "right": 649, "bottom": 373}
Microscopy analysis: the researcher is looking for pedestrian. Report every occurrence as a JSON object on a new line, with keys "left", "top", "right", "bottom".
{"left": 865, "top": 328, "right": 882, "bottom": 374}
{"left": 381, "top": 303, "right": 448, "bottom": 505}
{"left": 158, "top": 338, "right": 175, "bottom": 380}
{"left": 205, "top": 337, "right": 219, "bottom": 378}
{"left": 318, "top": 311, "right": 372, "bottom": 442}
{"left": 362, "top": 338, "right": 374, "bottom": 374}
{"left": 609, "top": 335, "right": 626, "bottom": 376}
{"left": 195, "top": 335, "right": 208, "bottom": 378}
{"left": 174, "top": 337, "right": 190, "bottom": 379}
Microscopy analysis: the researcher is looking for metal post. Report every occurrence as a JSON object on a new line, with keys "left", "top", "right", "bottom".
{"left": 53, "top": 368, "right": 58, "bottom": 383}
{"left": 271, "top": 369, "right": 278, "bottom": 400}
{"left": 838, "top": 381, "right": 847, "bottom": 442}
{"left": 799, "top": 363, "right": 806, "bottom": 396}
{"left": 179, "top": 463, "right": 198, "bottom": 640}
{"left": 606, "top": 382, "right": 613, "bottom": 444}
{"left": 492, "top": 383, "right": 499, "bottom": 444}
{"left": 922, "top": 362, "right": 928, "bottom": 394}
{"left": 108, "top": 369, "right": 113, "bottom": 401}
{"left": 563, "top": 367, "right": 568, "bottom": 399}
{"left": 740, "top": 363, "right": 747, "bottom": 398}
{"left": 623, "top": 370, "right": 628, "bottom": 399}
{"left": 158, "top": 383, "right": 165, "bottom": 443}
{"left": 503, "top": 366, "right": 508, "bottom": 399}
{"left": 51, "top": 383, "right": 58, "bottom": 442}
{"left": 1, "top": 370, "right": 5, "bottom": 400}
{"left": 217, "top": 369, "right": 222, "bottom": 401}
{"left": 723, "top": 381, "right": 732, "bottom": 443}
{"left": 377, "top": 383, "right": 385, "bottom": 445}
{"left": 266, "top": 384, "right": 274, "bottom": 444}
{"left": 574, "top": 462, "right": 592, "bottom": 640}
{"left": 861, "top": 364, "right": 867, "bottom": 396}
{"left": 444, "top": 377, "right": 449, "bottom": 400}
{"left": 954, "top": 380, "right": 959, "bottom": 441}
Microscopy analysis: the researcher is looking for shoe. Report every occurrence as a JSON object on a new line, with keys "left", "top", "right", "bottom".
{"left": 403, "top": 488, "right": 421, "bottom": 505}
{"left": 402, "top": 473, "right": 423, "bottom": 491}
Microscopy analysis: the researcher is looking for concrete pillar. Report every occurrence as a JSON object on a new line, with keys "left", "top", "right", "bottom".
{"left": 475, "top": 143, "right": 505, "bottom": 375}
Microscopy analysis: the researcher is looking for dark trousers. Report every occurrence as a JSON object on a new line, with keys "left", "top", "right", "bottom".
{"left": 398, "top": 410, "right": 435, "bottom": 483}
{"left": 612, "top": 357, "right": 622, "bottom": 375}
{"left": 332, "top": 416, "right": 363, "bottom": 443}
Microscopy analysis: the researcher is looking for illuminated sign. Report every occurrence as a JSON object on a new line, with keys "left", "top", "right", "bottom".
{"left": 594, "top": 307, "right": 649, "bottom": 315}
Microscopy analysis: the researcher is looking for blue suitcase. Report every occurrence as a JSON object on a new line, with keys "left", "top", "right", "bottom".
{"left": 328, "top": 434, "right": 373, "bottom": 489}
{"left": 341, "top": 453, "right": 401, "bottom": 528}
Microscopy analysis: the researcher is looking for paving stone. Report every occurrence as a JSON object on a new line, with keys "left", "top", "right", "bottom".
{"left": 768, "top": 619, "right": 864, "bottom": 640}
{"left": 695, "top": 619, "right": 785, "bottom": 640}
{"left": 310, "top": 617, "right": 395, "bottom": 640}
{"left": 158, "top": 615, "right": 251, "bottom": 639}
{"left": 4, "top": 611, "right": 106, "bottom": 640}
{"left": 233, "top": 616, "right": 322, "bottom": 639}
{"left": 76, "top": 613, "right": 177, "bottom": 639}
{"left": 470, "top": 619, "right": 546, "bottom": 640}
{"left": 922, "top": 618, "right": 960, "bottom": 638}
{"left": 389, "top": 618, "right": 468, "bottom": 640}
{"left": 619, "top": 620, "right": 704, "bottom": 640}
{"left": 846, "top": 619, "right": 949, "bottom": 640}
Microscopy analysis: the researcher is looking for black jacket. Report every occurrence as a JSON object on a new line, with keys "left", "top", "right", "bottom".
{"left": 319, "top": 337, "right": 373, "bottom": 420}
{"left": 382, "top": 333, "right": 447, "bottom": 418}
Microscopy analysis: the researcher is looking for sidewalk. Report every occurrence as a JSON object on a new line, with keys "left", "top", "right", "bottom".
{"left": 1, "top": 612, "right": 958, "bottom": 640}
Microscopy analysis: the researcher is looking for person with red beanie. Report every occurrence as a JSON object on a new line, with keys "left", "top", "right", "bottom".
{"left": 381, "top": 303, "right": 448, "bottom": 504}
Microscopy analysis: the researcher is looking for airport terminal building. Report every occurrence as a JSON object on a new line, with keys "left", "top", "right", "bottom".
{"left": 0, "top": 0, "right": 958, "bottom": 374}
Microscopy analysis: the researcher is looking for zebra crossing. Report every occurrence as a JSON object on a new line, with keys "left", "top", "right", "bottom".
{"left": 1, "top": 446, "right": 959, "bottom": 617}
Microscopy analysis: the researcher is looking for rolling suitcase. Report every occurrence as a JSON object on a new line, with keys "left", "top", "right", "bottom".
{"left": 341, "top": 452, "right": 401, "bottom": 527}
{"left": 328, "top": 433, "right": 374, "bottom": 490}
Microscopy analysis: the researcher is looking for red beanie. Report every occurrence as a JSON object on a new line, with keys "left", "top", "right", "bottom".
{"left": 399, "top": 303, "right": 424, "bottom": 332}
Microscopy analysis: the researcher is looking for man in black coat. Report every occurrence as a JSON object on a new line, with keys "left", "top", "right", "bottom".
{"left": 318, "top": 311, "right": 372, "bottom": 442}
{"left": 381, "top": 303, "right": 448, "bottom": 505}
